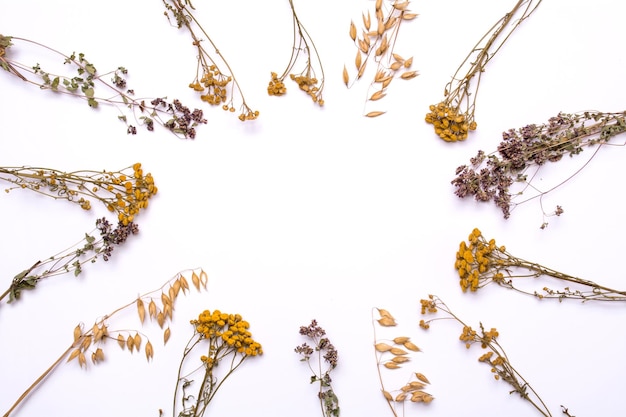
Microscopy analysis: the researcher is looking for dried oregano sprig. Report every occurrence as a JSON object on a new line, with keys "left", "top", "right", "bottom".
{"left": 0, "top": 217, "right": 138, "bottom": 305}
{"left": 344, "top": 0, "right": 418, "bottom": 117}
{"left": 172, "top": 309, "right": 262, "bottom": 417}
{"left": 295, "top": 320, "right": 339, "bottom": 417}
{"left": 456, "top": 228, "right": 626, "bottom": 302}
{"left": 1, "top": 163, "right": 156, "bottom": 225}
{"left": 373, "top": 308, "right": 433, "bottom": 417}
{"left": 268, "top": 1, "right": 325, "bottom": 106}
{"left": 0, "top": 35, "right": 206, "bottom": 138}
{"left": 419, "top": 295, "right": 557, "bottom": 417}
{"left": 163, "top": 0, "right": 259, "bottom": 122}
{"left": 3, "top": 268, "right": 208, "bottom": 417}
{"left": 425, "top": 0, "right": 542, "bottom": 141}
{"left": 452, "top": 111, "right": 626, "bottom": 223}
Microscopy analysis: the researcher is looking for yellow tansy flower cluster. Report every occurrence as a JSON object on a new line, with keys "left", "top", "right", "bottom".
{"left": 455, "top": 228, "right": 506, "bottom": 292}
{"left": 267, "top": 72, "right": 287, "bottom": 96}
{"left": 290, "top": 73, "right": 324, "bottom": 106}
{"left": 104, "top": 163, "right": 158, "bottom": 225}
{"left": 189, "top": 65, "right": 232, "bottom": 107}
{"left": 425, "top": 102, "right": 477, "bottom": 142}
{"left": 191, "top": 309, "right": 263, "bottom": 358}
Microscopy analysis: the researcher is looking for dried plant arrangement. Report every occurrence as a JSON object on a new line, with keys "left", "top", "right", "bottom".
{"left": 1, "top": 218, "right": 138, "bottom": 305}
{"left": 456, "top": 228, "right": 626, "bottom": 302}
{"left": 2, "top": 268, "right": 209, "bottom": 417}
{"left": 373, "top": 308, "right": 433, "bottom": 417}
{"left": 162, "top": 0, "right": 259, "bottom": 122}
{"left": 267, "top": 0, "right": 325, "bottom": 106}
{"left": 452, "top": 111, "right": 626, "bottom": 224}
{"left": 343, "top": 0, "right": 418, "bottom": 117}
{"left": 172, "top": 309, "right": 263, "bottom": 417}
{"left": 294, "top": 320, "right": 340, "bottom": 417}
{"left": 1, "top": 163, "right": 157, "bottom": 226}
{"left": 425, "top": 0, "right": 542, "bottom": 141}
{"left": 419, "top": 295, "right": 562, "bottom": 417}
{"left": 0, "top": 35, "right": 206, "bottom": 138}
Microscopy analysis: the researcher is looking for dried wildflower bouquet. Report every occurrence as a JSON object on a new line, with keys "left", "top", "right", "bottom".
{"left": 1, "top": 217, "right": 138, "bottom": 305}
{"left": 172, "top": 309, "right": 262, "bottom": 417}
{"left": 295, "top": 320, "right": 339, "bottom": 417}
{"left": 419, "top": 295, "right": 558, "bottom": 416}
{"left": 452, "top": 111, "right": 626, "bottom": 221}
{"left": 0, "top": 35, "right": 205, "bottom": 138}
{"left": 425, "top": 0, "right": 542, "bottom": 141}
{"left": 456, "top": 228, "right": 626, "bottom": 302}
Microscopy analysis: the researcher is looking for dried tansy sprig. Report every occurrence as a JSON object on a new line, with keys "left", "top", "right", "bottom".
{"left": 295, "top": 320, "right": 339, "bottom": 417}
{"left": 456, "top": 227, "right": 626, "bottom": 302}
{"left": 452, "top": 111, "right": 626, "bottom": 223}
{"left": 344, "top": 0, "right": 418, "bottom": 117}
{"left": 419, "top": 295, "right": 560, "bottom": 416}
{"left": 0, "top": 35, "right": 205, "bottom": 138}
{"left": 1, "top": 217, "right": 138, "bottom": 305}
{"left": 268, "top": 0, "right": 325, "bottom": 106}
{"left": 3, "top": 268, "right": 208, "bottom": 417}
{"left": 163, "top": 0, "right": 259, "bottom": 122}
{"left": 373, "top": 308, "right": 432, "bottom": 417}
{"left": 172, "top": 309, "right": 262, "bottom": 417}
{"left": 425, "top": 0, "right": 542, "bottom": 141}
{"left": 1, "top": 163, "right": 156, "bottom": 225}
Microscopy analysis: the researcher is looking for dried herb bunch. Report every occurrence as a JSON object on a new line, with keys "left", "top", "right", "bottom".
{"left": 268, "top": 0, "right": 325, "bottom": 106}
{"left": 173, "top": 310, "right": 262, "bottom": 417}
{"left": 456, "top": 228, "right": 626, "bottom": 302}
{"left": 419, "top": 295, "right": 555, "bottom": 416}
{"left": 295, "top": 320, "right": 339, "bottom": 417}
{"left": 3, "top": 268, "right": 209, "bottom": 417}
{"left": 163, "top": 0, "right": 259, "bottom": 122}
{"left": 1, "top": 163, "right": 157, "bottom": 225}
{"left": 0, "top": 35, "right": 205, "bottom": 138}
{"left": 452, "top": 111, "right": 626, "bottom": 223}
{"left": 373, "top": 308, "right": 433, "bottom": 417}
{"left": 344, "top": 0, "right": 418, "bottom": 117}
{"left": 425, "top": 0, "right": 542, "bottom": 141}
{"left": 1, "top": 217, "right": 138, "bottom": 305}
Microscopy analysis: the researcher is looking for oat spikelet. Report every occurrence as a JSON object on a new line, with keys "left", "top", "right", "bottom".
{"left": 375, "top": 342, "right": 393, "bottom": 352}
{"left": 415, "top": 372, "right": 430, "bottom": 384}
{"left": 393, "top": 1, "right": 410, "bottom": 11}
{"left": 78, "top": 352, "right": 87, "bottom": 368}
{"left": 384, "top": 361, "right": 400, "bottom": 369}
{"left": 404, "top": 341, "right": 421, "bottom": 352}
{"left": 350, "top": 21, "right": 357, "bottom": 41}
{"left": 145, "top": 341, "right": 154, "bottom": 361}
{"left": 391, "top": 355, "right": 410, "bottom": 363}
{"left": 179, "top": 275, "right": 190, "bottom": 293}
{"left": 390, "top": 347, "right": 408, "bottom": 356}
{"left": 164, "top": 327, "right": 171, "bottom": 345}
{"left": 401, "top": 70, "right": 418, "bottom": 80}
{"left": 396, "top": 392, "right": 408, "bottom": 401}
{"left": 369, "top": 90, "right": 386, "bottom": 101}
{"left": 404, "top": 57, "right": 413, "bottom": 68}
{"left": 157, "top": 311, "right": 165, "bottom": 328}
{"left": 343, "top": 65, "right": 349, "bottom": 86}
{"left": 137, "top": 298, "right": 146, "bottom": 324}
{"left": 67, "top": 348, "right": 81, "bottom": 363}
{"left": 382, "top": 390, "right": 393, "bottom": 401}
{"left": 375, "top": 0, "right": 382, "bottom": 11}
{"left": 134, "top": 333, "right": 142, "bottom": 350}
{"left": 355, "top": 50, "right": 362, "bottom": 71}
{"left": 376, "top": 308, "right": 394, "bottom": 319}
{"left": 73, "top": 324, "right": 82, "bottom": 343}
{"left": 117, "top": 334, "right": 126, "bottom": 350}
{"left": 191, "top": 271, "right": 201, "bottom": 291}
{"left": 81, "top": 335, "right": 92, "bottom": 351}
{"left": 366, "top": 111, "right": 387, "bottom": 118}
{"left": 199, "top": 270, "right": 208, "bottom": 288}
{"left": 91, "top": 347, "right": 105, "bottom": 364}
{"left": 390, "top": 61, "right": 402, "bottom": 71}
{"left": 363, "top": 11, "right": 371, "bottom": 30}
{"left": 403, "top": 12, "right": 418, "bottom": 20}
{"left": 148, "top": 299, "right": 157, "bottom": 320}
{"left": 393, "top": 336, "right": 410, "bottom": 344}
{"left": 127, "top": 334, "right": 135, "bottom": 352}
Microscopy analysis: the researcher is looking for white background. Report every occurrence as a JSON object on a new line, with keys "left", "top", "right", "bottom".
{"left": 1, "top": 0, "right": 625, "bottom": 416}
